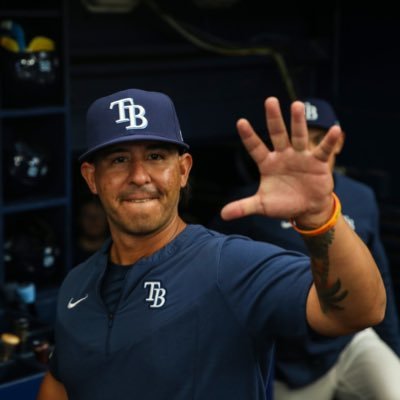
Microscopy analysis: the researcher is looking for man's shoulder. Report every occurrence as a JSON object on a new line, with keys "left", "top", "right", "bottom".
{"left": 63, "top": 245, "right": 106, "bottom": 285}
{"left": 186, "top": 224, "right": 257, "bottom": 256}
{"left": 190, "top": 223, "right": 282, "bottom": 256}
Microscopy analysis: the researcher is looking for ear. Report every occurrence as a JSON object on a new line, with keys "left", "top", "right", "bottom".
{"left": 179, "top": 153, "right": 193, "bottom": 188}
{"left": 333, "top": 130, "right": 345, "bottom": 155}
{"left": 80, "top": 162, "right": 98, "bottom": 194}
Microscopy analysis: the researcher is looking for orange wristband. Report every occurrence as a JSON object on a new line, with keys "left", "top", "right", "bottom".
{"left": 290, "top": 193, "right": 341, "bottom": 237}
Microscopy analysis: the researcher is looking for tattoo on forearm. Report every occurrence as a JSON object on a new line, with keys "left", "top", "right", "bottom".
{"left": 304, "top": 229, "right": 349, "bottom": 313}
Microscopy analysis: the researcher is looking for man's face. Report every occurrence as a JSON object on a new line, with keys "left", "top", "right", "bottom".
{"left": 80, "top": 141, "right": 192, "bottom": 237}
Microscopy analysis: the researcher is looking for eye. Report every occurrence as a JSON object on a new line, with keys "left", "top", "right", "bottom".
{"left": 147, "top": 153, "right": 164, "bottom": 161}
{"left": 111, "top": 155, "right": 128, "bottom": 164}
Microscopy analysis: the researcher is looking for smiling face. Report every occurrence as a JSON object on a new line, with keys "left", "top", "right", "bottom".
{"left": 80, "top": 141, "right": 192, "bottom": 238}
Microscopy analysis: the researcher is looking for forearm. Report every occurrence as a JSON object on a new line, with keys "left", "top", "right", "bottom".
{"left": 304, "top": 214, "right": 386, "bottom": 336}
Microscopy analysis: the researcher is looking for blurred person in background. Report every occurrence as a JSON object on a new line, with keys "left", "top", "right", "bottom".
{"left": 210, "top": 97, "right": 400, "bottom": 399}
{"left": 74, "top": 195, "right": 109, "bottom": 265}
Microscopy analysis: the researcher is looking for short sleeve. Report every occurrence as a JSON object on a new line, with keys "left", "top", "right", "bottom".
{"left": 217, "top": 236, "right": 313, "bottom": 340}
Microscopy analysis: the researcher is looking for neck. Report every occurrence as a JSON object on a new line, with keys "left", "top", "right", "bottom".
{"left": 109, "top": 217, "right": 186, "bottom": 265}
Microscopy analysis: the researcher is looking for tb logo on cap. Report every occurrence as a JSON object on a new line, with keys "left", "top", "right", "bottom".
{"left": 109, "top": 97, "right": 148, "bottom": 130}
{"left": 304, "top": 101, "right": 318, "bottom": 122}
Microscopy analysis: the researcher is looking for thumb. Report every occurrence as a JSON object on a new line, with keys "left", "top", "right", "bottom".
{"left": 220, "top": 196, "right": 261, "bottom": 221}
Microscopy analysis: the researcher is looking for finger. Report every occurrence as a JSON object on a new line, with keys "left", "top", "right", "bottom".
{"left": 313, "top": 125, "right": 342, "bottom": 162}
{"left": 290, "top": 101, "right": 309, "bottom": 151}
{"left": 220, "top": 195, "right": 261, "bottom": 221}
{"left": 236, "top": 118, "right": 271, "bottom": 166}
{"left": 265, "top": 97, "right": 290, "bottom": 152}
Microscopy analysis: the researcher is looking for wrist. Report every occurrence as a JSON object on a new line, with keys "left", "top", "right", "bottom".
{"left": 290, "top": 193, "right": 341, "bottom": 237}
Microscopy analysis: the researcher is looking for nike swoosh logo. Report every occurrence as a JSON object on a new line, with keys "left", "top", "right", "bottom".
{"left": 67, "top": 294, "right": 89, "bottom": 309}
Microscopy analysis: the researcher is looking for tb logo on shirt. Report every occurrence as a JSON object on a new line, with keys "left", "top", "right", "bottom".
{"left": 144, "top": 281, "right": 167, "bottom": 308}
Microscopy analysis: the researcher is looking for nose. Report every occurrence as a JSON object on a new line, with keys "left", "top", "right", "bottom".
{"left": 128, "top": 160, "right": 151, "bottom": 186}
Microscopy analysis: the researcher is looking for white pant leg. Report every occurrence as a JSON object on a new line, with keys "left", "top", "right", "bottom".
{"left": 274, "top": 367, "right": 337, "bottom": 400}
{"left": 335, "top": 328, "right": 400, "bottom": 400}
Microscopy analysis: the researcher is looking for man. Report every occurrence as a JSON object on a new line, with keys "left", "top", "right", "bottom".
{"left": 37, "top": 89, "right": 385, "bottom": 400}
{"left": 211, "top": 97, "right": 400, "bottom": 399}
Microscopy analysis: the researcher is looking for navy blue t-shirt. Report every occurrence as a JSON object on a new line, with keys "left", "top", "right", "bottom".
{"left": 210, "top": 171, "right": 400, "bottom": 387}
{"left": 50, "top": 224, "right": 313, "bottom": 399}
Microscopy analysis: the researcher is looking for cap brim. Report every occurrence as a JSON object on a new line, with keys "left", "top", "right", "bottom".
{"left": 78, "top": 135, "right": 190, "bottom": 163}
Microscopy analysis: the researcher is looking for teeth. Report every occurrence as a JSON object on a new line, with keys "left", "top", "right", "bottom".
{"left": 128, "top": 199, "right": 151, "bottom": 203}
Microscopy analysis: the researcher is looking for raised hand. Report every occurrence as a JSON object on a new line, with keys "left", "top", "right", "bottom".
{"left": 220, "top": 97, "right": 342, "bottom": 227}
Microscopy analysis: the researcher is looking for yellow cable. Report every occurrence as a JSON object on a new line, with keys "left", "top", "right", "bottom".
{"left": 144, "top": 0, "right": 297, "bottom": 101}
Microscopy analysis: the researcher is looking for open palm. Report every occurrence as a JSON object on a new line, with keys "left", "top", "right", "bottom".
{"left": 221, "top": 97, "right": 342, "bottom": 224}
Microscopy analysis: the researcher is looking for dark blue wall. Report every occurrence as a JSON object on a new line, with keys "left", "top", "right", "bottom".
{"left": 69, "top": 1, "right": 400, "bottom": 203}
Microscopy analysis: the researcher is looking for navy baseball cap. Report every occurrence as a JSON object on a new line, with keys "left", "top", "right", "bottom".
{"left": 79, "top": 88, "right": 189, "bottom": 162}
{"left": 303, "top": 97, "right": 340, "bottom": 131}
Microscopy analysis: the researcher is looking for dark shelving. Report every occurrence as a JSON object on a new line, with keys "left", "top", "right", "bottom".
{"left": 0, "top": 0, "right": 71, "bottom": 395}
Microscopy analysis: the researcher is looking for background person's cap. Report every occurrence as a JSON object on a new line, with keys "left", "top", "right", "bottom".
{"left": 79, "top": 88, "right": 189, "bottom": 162}
{"left": 303, "top": 97, "right": 340, "bottom": 131}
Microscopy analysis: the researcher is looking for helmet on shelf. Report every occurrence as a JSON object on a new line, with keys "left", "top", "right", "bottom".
{"left": 3, "top": 216, "right": 61, "bottom": 284}
{"left": 0, "top": 19, "right": 61, "bottom": 107}
{"left": 5, "top": 140, "right": 50, "bottom": 195}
